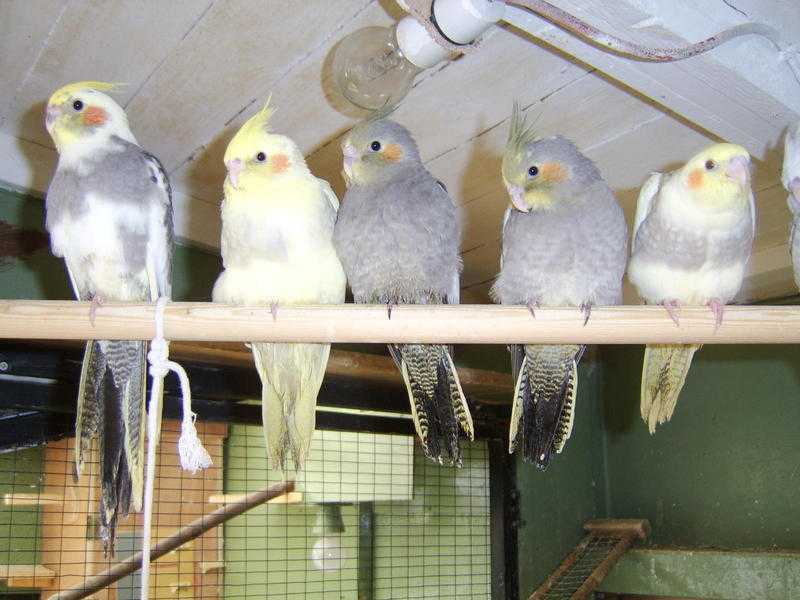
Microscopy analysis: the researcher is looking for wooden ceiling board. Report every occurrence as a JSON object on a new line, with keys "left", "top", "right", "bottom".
{"left": 2, "top": 0, "right": 215, "bottom": 147}
{"left": 126, "top": 0, "right": 377, "bottom": 172}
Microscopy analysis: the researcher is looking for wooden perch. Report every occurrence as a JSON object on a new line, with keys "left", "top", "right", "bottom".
{"left": 1, "top": 301, "right": 799, "bottom": 344}
{"left": 48, "top": 481, "right": 294, "bottom": 600}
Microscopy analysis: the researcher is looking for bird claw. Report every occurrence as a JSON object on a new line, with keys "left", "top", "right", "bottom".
{"left": 580, "top": 303, "right": 592, "bottom": 326}
{"left": 708, "top": 298, "right": 724, "bottom": 332}
{"left": 662, "top": 299, "right": 680, "bottom": 327}
{"left": 89, "top": 295, "right": 104, "bottom": 327}
{"left": 270, "top": 301, "right": 279, "bottom": 322}
{"left": 526, "top": 300, "right": 539, "bottom": 318}
{"left": 386, "top": 301, "right": 396, "bottom": 320}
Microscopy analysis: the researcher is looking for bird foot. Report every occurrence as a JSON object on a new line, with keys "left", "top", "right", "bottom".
{"left": 386, "top": 300, "right": 396, "bottom": 320}
{"left": 662, "top": 299, "right": 681, "bottom": 327}
{"left": 580, "top": 303, "right": 592, "bottom": 326}
{"left": 270, "top": 301, "right": 279, "bottom": 322}
{"left": 707, "top": 298, "right": 724, "bottom": 332}
{"left": 526, "top": 300, "right": 539, "bottom": 318}
{"left": 89, "top": 294, "right": 105, "bottom": 327}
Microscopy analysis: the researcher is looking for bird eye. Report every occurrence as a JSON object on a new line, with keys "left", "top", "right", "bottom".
{"left": 72, "top": 100, "right": 84, "bottom": 111}
{"left": 528, "top": 165, "right": 539, "bottom": 177}
{"left": 705, "top": 159, "right": 716, "bottom": 171}
{"left": 370, "top": 141, "right": 381, "bottom": 152}
{"left": 256, "top": 152, "right": 267, "bottom": 162}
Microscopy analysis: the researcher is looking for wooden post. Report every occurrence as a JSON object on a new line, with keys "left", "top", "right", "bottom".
{"left": 1, "top": 301, "right": 800, "bottom": 344}
{"left": 48, "top": 481, "right": 294, "bottom": 600}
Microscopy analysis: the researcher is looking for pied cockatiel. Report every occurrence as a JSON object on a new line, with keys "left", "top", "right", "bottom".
{"left": 43, "top": 81, "right": 173, "bottom": 553}
{"left": 628, "top": 143, "right": 755, "bottom": 433}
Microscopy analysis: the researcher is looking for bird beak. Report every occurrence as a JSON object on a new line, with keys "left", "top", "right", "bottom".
{"left": 507, "top": 185, "right": 529, "bottom": 213}
{"left": 44, "top": 104, "right": 60, "bottom": 129}
{"left": 226, "top": 158, "right": 244, "bottom": 190}
{"left": 342, "top": 144, "right": 359, "bottom": 178}
{"left": 725, "top": 155, "right": 751, "bottom": 186}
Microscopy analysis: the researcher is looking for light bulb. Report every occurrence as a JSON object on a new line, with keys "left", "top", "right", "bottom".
{"left": 310, "top": 536, "right": 346, "bottom": 572}
{"left": 332, "top": 25, "right": 422, "bottom": 111}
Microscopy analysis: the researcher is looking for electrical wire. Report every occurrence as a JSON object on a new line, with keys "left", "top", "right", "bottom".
{"left": 504, "top": 0, "right": 800, "bottom": 85}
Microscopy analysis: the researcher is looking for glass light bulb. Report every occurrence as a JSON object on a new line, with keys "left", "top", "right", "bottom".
{"left": 332, "top": 25, "right": 421, "bottom": 111}
{"left": 310, "top": 536, "right": 346, "bottom": 572}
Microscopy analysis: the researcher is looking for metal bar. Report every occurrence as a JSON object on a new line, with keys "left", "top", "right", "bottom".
{"left": 357, "top": 502, "right": 375, "bottom": 600}
{"left": 2, "top": 301, "right": 799, "bottom": 344}
{"left": 489, "top": 439, "right": 519, "bottom": 600}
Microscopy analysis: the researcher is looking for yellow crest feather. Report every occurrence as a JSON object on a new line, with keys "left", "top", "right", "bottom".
{"left": 48, "top": 81, "right": 125, "bottom": 105}
{"left": 507, "top": 101, "right": 537, "bottom": 155}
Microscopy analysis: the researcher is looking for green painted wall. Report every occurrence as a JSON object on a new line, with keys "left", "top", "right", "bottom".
{"left": 0, "top": 447, "right": 44, "bottom": 594}
{"left": 0, "top": 187, "right": 220, "bottom": 301}
{"left": 602, "top": 343, "right": 800, "bottom": 550}
{"left": 516, "top": 349, "right": 609, "bottom": 597}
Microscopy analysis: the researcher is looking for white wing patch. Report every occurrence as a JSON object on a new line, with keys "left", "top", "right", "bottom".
{"left": 632, "top": 172, "right": 663, "bottom": 252}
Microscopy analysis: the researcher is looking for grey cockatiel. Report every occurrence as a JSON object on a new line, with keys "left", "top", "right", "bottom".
{"left": 782, "top": 122, "right": 800, "bottom": 290}
{"left": 492, "top": 104, "right": 628, "bottom": 469}
{"left": 43, "top": 82, "right": 173, "bottom": 553}
{"left": 628, "top": 143, "right": 755, "bottom": 433}
{"left": 333, "top": 117, "right": 473, "bottom": 466}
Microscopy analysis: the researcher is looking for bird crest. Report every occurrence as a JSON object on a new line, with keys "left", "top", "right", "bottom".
{"left": 48, "top": 81, "right": 124, "bottom": 105}
{"left": 240, "top": 95, "right": 276, "bottom": 138}
{"left": 507, "top": 101, "right": 537, "bottom": 154}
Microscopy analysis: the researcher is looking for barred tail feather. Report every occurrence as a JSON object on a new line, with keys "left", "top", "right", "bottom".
{"left": 396, "top": 344, "right": 471, "bottom": 467}
{"left": 84, "top": 340, "right": 147, "bottom": 556}
{"left": 509, "top": 344, "right": 584, "bottom": 470}
{"left": 641, "top": 344, "right": 700, "bottom": 434}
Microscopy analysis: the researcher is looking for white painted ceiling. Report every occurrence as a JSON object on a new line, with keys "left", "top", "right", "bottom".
{"left": 1, "top": 0, "right": 798, "bottom": 302}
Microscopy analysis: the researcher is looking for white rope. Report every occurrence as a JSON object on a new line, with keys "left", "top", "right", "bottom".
{"left": 140, "top": 297, "right": 211, "bottom": 600}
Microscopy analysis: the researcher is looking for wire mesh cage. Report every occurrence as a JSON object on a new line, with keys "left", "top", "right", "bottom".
{"left": 0, "top": 415, "right": 493, "bottom": 600}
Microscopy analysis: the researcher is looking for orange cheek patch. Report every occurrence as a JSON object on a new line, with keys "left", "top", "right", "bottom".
{"left": 82, "top": 106, "right": 107, "bottom": 126}
{"left": 382, "top": 143, "right": 403, "bottom": 162}
{"left": 688, "top": 168, "right": 704, "bottom": 189}
{"left": 541, "top": 162, "right": 567, "bottom": 184}
{"left": 271, "top": 153, "right": 290, "bottom": 173}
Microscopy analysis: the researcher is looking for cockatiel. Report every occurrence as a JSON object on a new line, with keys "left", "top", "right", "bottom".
{"left": 212, "top": 99, "right": 345, "bottom": 470}
{"left": 628, "top": 143, "right": 755, "bottom": 433}
{"left": 43, "top": 82, "right": 173, "bottom": 553}
{"left": 782, "top": 122, "right": 800, "bottom": 290}
{"left": 333, "top": 117, "right": 473, "bottom": 466}
{"left": 492, "top": 104, "right": 628, "bottom": 469}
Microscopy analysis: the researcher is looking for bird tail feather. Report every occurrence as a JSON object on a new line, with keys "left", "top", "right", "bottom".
{"left": 76, "top": 340, "right": 146, "bottom": 555}
{"left": 395, "top": 344, "right": 473, "bottom": 467}
{"left": 252, "top": 342, "right": 330, "bottom": 471}
{"left": 509, "top": 344, "right": 584, "bottom": 470}
{"left": 641, "top": 344, "right": 701, "bottom": 434}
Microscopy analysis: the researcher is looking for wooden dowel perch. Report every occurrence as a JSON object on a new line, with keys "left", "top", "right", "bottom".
{"left": 48, "top": 481, "right": 294, "bottom": 600}
{"left": 0, "top": 300, "right": 800, "bottom": 344}
{"left": 1, "top": 301, "right": 799, "bottom": 344}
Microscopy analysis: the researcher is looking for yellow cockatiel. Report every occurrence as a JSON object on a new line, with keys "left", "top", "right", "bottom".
{"left": 212, "top": 99, "right": 346, "bottom": 469}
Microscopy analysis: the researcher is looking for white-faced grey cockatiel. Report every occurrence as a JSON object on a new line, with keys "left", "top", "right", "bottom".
{"left": 492, "top": 104, "right": 628, "bottom": 469}
{"left": 333, "top": 117, "right": 473, "bottom": 466}
{"left": 43, "top": 82, "right": 173, "bottom": 553}
{"left": 628, "top": 143, "right": 755, "bottom": 433}
{"left": 782, "top": 122, "right": 800, "bottom": 290}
